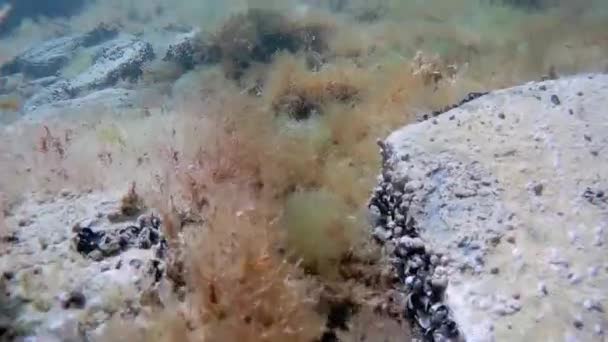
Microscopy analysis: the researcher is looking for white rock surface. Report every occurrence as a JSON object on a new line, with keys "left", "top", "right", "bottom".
{"left": 383, "top": 74, "right": 608, "bottom": 341}
{"left": 24, "top": 88, "right": 138, "bottom": 121}
{"left": 1, "top": 30, "right": 154, "bottom": 120}
{"left": 0, "top": 26, "right": 118, "bottom": 79}
{"left": 69, "top": 36, "right": 154, "bottom": 93}
{"left": 0, "top": 190, "right": 165, "bottom": 340}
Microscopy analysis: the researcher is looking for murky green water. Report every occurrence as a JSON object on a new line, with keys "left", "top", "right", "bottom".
{"left": 0, "top": 0, "right": 607, "bottom": 341}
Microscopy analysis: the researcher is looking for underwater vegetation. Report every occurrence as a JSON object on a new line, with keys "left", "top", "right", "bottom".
{"left": 210, "top": 9, "right": 331, "bottom": 80}
{"left": 0, "top": 0, "right": 607, "bottom": 341}
{"left": 156, "top": 8, "right": 335, "bottom": 81}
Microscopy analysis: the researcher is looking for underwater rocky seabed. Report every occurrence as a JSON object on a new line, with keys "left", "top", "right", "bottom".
{"left": 373, "top": 74, "right": 608, "bottom": 341}
{"left": 1, "top": 0, "right": 608, "bottom": 341}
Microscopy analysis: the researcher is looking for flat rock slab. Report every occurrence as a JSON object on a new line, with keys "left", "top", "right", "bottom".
{"left": 24, "top": 88, "right": 138, "bottom": 121}
{"left": 1, "top": 29, "right": 151, "bottom": 117}
{"left": 1, "top": 26, "right": 118, "bottom": 79}
{"left": 69, "top": 36, "right": 154, "bottom": 93}
{"left": 382, "top": 74, "right": 608, "bottom": 341}
{"left": 0, "top": 191, "right": 169, "bottom": 340}
{"left": 0, "top": 36, "right": 83, "bottom": 79}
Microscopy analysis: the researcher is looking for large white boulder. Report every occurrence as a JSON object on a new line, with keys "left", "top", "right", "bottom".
{"left": 378, "top": 74, "right": 608, "bottom": 341}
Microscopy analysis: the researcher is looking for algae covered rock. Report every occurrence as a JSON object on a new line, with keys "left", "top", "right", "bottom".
{"left": 69, "top": 36, "right": 154, "bottom": 93}
{"left": 0, "top": 25, "right": 118, "bottom": 79}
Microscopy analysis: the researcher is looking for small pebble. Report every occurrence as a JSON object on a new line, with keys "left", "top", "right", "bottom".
{"left": 1, "top": 233, "right": 18, "bottom": 244}
{"left": 17, "top": 218, "right": 31, "bottom": 227}
{"left": 490, "top": 267, "right": 500, "bottom": 275}
{"left": 404, "top": 181, "right": 422, "bottom": 193}
{"left": 129, "top": 259, "right": 144, "bottom": 270}
{"left": 568, "top": 231, "right": 579, "bottom": 244}
{"left": 488, "top": 235, "right": 501, "bottom": 246}
{"left": 394, "top": 213, "right": 405, "bottom": 223}
{"left": 594, "top": 235, "right": 604, "bottom": 247}
{"left": 532, "top": 183, "right": 544, "bottom": 196}
{"left": 498, "top": 112, "right": 506, "bottom": 119}
{"left": 431, "top": 277, "right": 448, "bottom": 293}
{"left": 573, "top": 317, "right": 584, "bottom": 330}
{"left": 430, "top": 255, "right": 440, "bottom": 266}
{"left": 538, "top": 282, "right": 548, "bottom": 296}
{"left": 583, "top": 299, "right": 603, "bottom": 312}
{"left": 568, "top": 272, "right": 583, "bottom": 285}
{"left": 550, "top": 94, "right": 561, "bottom": 105}
{"left": 89, "top": 250, "right": 104, "bottom": 262}
{"left": 587, "top": 266, "right": 599, "bottom": 277}
{"left": 373, "top": 226, "right": 392, "bottom": 242}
